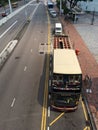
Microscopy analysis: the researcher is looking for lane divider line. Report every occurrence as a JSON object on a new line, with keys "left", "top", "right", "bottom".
{"left": 29, "top": 3, "right": 40, "bottom": 20}
{"left": 31, "top": 49, "right": 33, "bottom": 53}
{"left": 11, "top": 98, "right": 16, "bottom": 107}
{"left": 0, "top": 20, "right": 18, "bottom": 39}
{"left": 24, "top": 66, "right": 27, "bottom": 71}
{"left": 41, "top": 9, "right": 51, "bottom": 130}
{"left": 48, "top": 106, "right": 50, "bottom": 117}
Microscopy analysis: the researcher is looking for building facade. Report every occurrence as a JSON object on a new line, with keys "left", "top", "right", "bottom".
{"left": 79, "top": 0, "right": 98, "bottom": 12}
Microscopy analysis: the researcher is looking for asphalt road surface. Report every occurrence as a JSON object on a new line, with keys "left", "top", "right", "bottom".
{"left": 0, "top": 1, "right": 90, "bottom": 130}
{"left": 0, "top": 0, "right": 37, "bottom": 53}
{"left": 0, "top": 2, "right": 48, "bottom": 130}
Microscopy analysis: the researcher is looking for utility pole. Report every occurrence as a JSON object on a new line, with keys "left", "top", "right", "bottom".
{"left": 8, "top": 0, "right": 12, "bottom": 13}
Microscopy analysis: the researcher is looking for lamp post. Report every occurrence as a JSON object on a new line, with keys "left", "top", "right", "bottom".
{"left": 8, "top": 0, "right": 12, "bottom": 13}
{"left": 91, "top": 8, "right": 95, "bottom": 25}
{"left": 60, "top": 0, "right": 62, "bottom": 15}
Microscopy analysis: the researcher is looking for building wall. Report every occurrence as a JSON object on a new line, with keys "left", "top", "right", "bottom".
{"left": 78, "top": 0, "right": 98, "bottom": 12}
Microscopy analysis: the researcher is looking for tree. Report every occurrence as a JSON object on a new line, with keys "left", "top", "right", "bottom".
{"left": 0, "top": 0, "right": 7, "bottom": 13}
{"left": 67, "top": 0, "right": 93, "bottom": 9}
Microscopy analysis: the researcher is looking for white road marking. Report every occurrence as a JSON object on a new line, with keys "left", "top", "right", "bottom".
{"left": 24, "top": 66, "right": 27, "bottom": 71}
{"left": 49, "top": 71, "right": 51, "bottom": 76}
{"left": 11, "top": 98, "right": 16, "bottom": 107}
{"left": 47, "top": 126, "right": 49, "bottom": 130}
{"left": 49, "top": 80, "right": 51, "bottom": 86}
{"left": 48, "top": 106, "right": 50, "bottom": 117}
{"left": 29, "top": 3, "right": 40, "bottom": 20}
{"left": 49, "top": 94, "right": 51, "bottom": 99}
{"left": 0, "top": 20, "right": 18, "bottom": 39}
{"left": 31, "top": 49, "right": 33, "bottom": 53}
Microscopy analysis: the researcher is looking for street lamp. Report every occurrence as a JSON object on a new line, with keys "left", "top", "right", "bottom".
{"left": 60, "top": 0, "right": 62, "bottom": 15}
{"left": 8, "top": 0, "right": 12, "bottom": 13}
{"left": 91, "top": 8, "right": 95, "bottom": 25}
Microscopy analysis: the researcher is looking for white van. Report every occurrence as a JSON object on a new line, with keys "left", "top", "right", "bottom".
{"left": 55, "top": 23, "right": 62, "bottom": 35}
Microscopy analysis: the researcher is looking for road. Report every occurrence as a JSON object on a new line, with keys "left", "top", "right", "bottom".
{"left": 0, "top": 0, "right": 91, "bottom": 130}
{"left": 0, "top": 1, "right": 48, "bottom": 130}
{"left": 0, "top": 0, "right": 31, "bottom": 19}
{"left": 47, "top": 14, "right": 90, "bottom": 130}
{"left": 0, "top": 0, "right": 37, "bottom": 53}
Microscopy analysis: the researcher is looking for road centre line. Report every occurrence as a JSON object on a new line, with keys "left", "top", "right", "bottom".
{"left": 41, "top": 10, "right": 50, "bottom": 130}
{"left": 81, "top": 96, "right": 88, "bottom": 121}
{"left": 0, "top": 20, "right": 18, "bottom": 39}
{"left": 11, "top": 98, "right": 16, "bottom": 107}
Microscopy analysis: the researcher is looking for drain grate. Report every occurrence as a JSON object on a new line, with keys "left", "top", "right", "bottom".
{"left": 40, "top": 52, "right": 44, "bottom": 54}
{"left": 15, "top": 56, "right": 20, "bottom": 59}
{"left": 41, "top": 43, "right": 44, "bottom": 45}
{"left": 39, "top": 43, "right": 48, "bottom": 55}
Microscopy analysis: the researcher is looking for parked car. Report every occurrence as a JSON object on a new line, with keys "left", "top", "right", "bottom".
{"left": 1, "top": 12, "right": 7, "bottom": 17}
{"left": 49, "top": 10, "right": 57, "bottom": 17}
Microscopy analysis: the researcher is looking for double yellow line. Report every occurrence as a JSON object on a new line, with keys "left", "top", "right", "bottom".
{"left": 41, "top": 71, "right": 48, "bottom": 130}
{"left": 81, "top": 96, "right": 90, "bottom": 130}
{"left": 41, "top": 10, "right": 51, "bottom": 130}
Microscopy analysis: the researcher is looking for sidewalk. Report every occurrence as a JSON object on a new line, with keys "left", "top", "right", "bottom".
{"left": 57, "top": 11, "right": 98, "bottom": 129}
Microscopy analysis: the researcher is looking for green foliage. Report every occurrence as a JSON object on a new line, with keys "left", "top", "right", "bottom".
{"left": 56, "top": 0, "right": 60, "bottom": 8}
{"left": 56, "top": 0, "right": 71, "bottom": 14}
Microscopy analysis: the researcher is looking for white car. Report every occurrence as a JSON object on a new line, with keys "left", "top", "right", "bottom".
{"left": 50, "top": 10, "right": 57, "bottom": 17}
